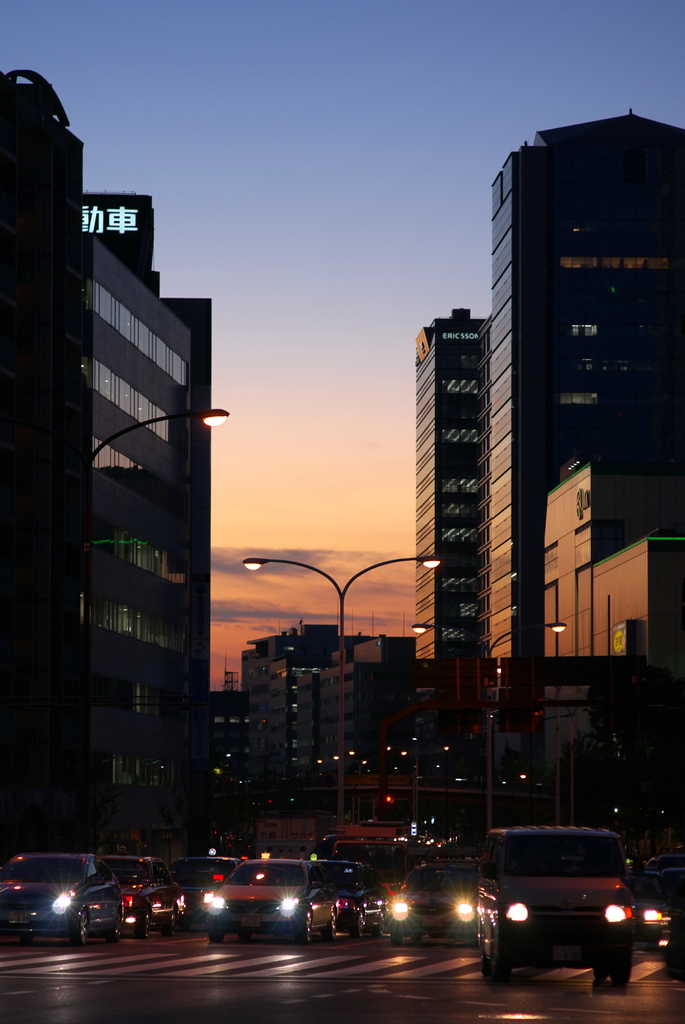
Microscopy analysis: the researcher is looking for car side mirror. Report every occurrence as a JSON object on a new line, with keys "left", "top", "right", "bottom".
{"left": 480, "top": 862, "right": 497, "bottom": 881}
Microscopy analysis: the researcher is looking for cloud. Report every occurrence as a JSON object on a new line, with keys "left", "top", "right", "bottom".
{"left": 212, "top": 546, "right": 419, "bottom": 579}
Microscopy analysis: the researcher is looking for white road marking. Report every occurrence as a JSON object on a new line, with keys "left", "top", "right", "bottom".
{"left": 233, "top": 955, "right": 362, "bottom": 977}
{"left": 165, "top": 954, "right": 302, "bottom": 977}
{"left": 314, "top": 955, "right": 421, "bottom": 977}
{"left": 4, "top": 990, "right": 33, "bottom": 995}
{"left": 0, "top": 951, "right": 174, "bottom": 972}
{"left": 68, "top": 953, "right": 238, "bottom": 976}
{"left": 386, "top": 957, "right": 474, "bottom": 979}
{"left": 628, "top": 961, "right": 664, "bottom": 981}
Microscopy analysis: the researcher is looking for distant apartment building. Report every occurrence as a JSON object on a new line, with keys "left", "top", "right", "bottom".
{"left": 415, "top": 309, "right": 483, "bottom": 658}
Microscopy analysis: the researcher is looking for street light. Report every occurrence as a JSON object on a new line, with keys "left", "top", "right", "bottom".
{"left": 1, "top": 407, "right": 229, "bottom": 850}
{"left": 243, "top": 554, "right": 441, "bottom": 825}
{"left": 410, "top": 620, "right": 567, "bottom": 832}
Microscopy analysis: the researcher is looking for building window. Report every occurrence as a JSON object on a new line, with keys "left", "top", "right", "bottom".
{"left": 442, "top": 503, "right": 475, "bottom": 518}
{"left": 560, "top": 256, "right": 670, "bottom": 269}
{"left": 592, "top": 522, "right": 624, "bottom": 562}
{"left": 544, "top": 543, "right": 559, "bottom": 583}
{"left": 92, "top": 360, "right": 169, "bottom": 440}
{"left": 214, "top": 716, "right": 224, "bottom": 723}
{"left": 442, "top": 526, "right": 478, "bottom": 542}
{"left": 556, "top": 393, "right": 598, "bottom": 405}
{"left": 443, "top": 477, "right": 478, "bottom": 493}
{"left": 570, "top": 324, "right": 598, "bottom": 336}
{"left": 442, "top": 428, "right": 478, "bottom": 443}
{"left": 441, "top": 379, "right": 478, "bottom": 394}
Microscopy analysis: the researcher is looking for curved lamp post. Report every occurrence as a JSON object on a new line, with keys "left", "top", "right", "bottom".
{"left": 410, "top": 620, "right": 567, "bottom": 832}
{"left": 243, "top": 554, "right": 441, "bottom": 826}
{"left": 1, "top": 407, "right": 229, "bottom": 849}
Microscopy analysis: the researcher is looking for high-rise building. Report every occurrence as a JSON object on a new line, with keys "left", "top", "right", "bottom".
{"left": 478, "top": 113, "right": 685, "bottom": 657}
{"left": 415, "top": 309, "right": 483, "bottom": 658}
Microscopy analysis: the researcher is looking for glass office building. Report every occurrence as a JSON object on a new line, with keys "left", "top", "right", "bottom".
{"left": 478, "top": 113, "right": 685, "bottom": 656}
{"left": 415, "top": 309, "right": 483, "bottom": 658}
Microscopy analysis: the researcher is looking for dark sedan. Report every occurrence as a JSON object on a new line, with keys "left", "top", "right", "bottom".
{"left": 0, "top": 853, "right": 122, "bottom": 946}
{"left": 632, "top": 872, "right": 667, "bottom": 945}
{"left": 389, "top": 861, "right": 479, "bottom": 946}
{"left": 207, "top": 859, "right": 338, "bottom": 944}
{"left": 169, "top": 856, "right": 239, "bottom": 931}
{"left": 316, "top": 860, "right": 387, "bottom": 937}
{"left": 663, "top": 869, "right": 685, "bottom": 976}
{"left": 102, "top": 856, "right": 182, "bottom": 938}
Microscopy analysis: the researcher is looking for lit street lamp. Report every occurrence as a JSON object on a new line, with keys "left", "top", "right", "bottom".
{"left": 243, "top": 554, "right": 441, "bottom": 826}
{"left": 411, "top": 620, "right": 567, "bottom": 832}
{"left": 1, "top": 407, "right": 229, "bottom": 850}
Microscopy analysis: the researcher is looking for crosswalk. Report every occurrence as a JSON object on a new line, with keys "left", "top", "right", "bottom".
{"left": 0, "top": 949, "right": 677, "bottom": 984}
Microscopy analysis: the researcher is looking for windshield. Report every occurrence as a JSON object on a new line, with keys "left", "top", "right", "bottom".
{"left": 102, "top": 860, "right": 150, "bottom": 885}
{"left": 170, "top": 859, "right": 236, "bottom": 886}
{"left": 404, "top": 867, "right": 477, "bottom": 892}
{"left": 0, "top": 857, "right": 84, "bottom": 886}
{"left": 633, "top": 875, "right": 664, "bottom": 901}
{"left": 504, "top": 835, "right": 625, "bottom": 877}
{"left": 230, "top": 863, "right": 306, "bottom": 887}
{"left": 320, "top": 863, "right": 364, "bottom": 887}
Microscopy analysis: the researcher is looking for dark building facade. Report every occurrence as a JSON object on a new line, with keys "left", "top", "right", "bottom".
{"left": 0, "top": 70, "right": 214, "bottom": 862}
{"left": 415, "top": 309, "right": 483, "bottom": 658}
{"left": 478, "top": 113, "right": 685, "bottom": 656}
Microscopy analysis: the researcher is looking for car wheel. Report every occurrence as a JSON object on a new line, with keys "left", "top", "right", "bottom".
{"left": 237, "top": 929, "right": 252, "bottom": 943}
{"left": 208, "top": 923, "right": 225, "bottom": 943}
{"left": 490, "top": 931, "right": 511, "bottom": 982}
{"left": 161, "top": 906, "right": 177, "bottom": 937}
{"left": 295, "top": 910, "right": 313, "bottom": 944}
{"left": 68, "top": 908, "right": 89, "bottom": 947}
{"left": 390, "top": 927, "right": 404, "bottom": 946}
{"left": 593, "top": 964, "right": 609, "bottom": 982}
{"left": 349, "top": 908, "right": 366, "bottom": 938}
{"left": 104, "top": 909, "right": 122, "bottom": 944}
{"left": 18, "top": 933, "right": 33, "bottom": 946}
{"left": 321, "top": 908, "right": 337, "bottom": 942}
{"left": 133, "top": 909, "right": 151, "bottom": 939}
{"left": 609, "top": 952, "right": 632, "bottom": 986}
{"left": 370, "top": 911, "right": 385, "bottom": 936}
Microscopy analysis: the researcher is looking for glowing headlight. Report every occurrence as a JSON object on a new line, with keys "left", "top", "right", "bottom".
{"left": 457, "top": 902, "right": 473, "bottom": 917}
{"left": 210, "top": 896, "right": 226, "bottom": 910}
{"left": 280, "top": 897, "right": 299, "bottom": 915}
{"left": 203, "top": 892, "right": 216, "bottom": 904}
{"left": 605, "top": 904, "right": 628, "bottom": 923}
{"left": 53, "top": 894, "right": 72, "bottom": 913}
{"left": 643, "top": 909, "right": 662, "bottom": 922}
{"left": 505, "top": 903, "right": 529, "bottom": 922}
{"left": 393, "top": 902, "right": 409, "bottom": 916}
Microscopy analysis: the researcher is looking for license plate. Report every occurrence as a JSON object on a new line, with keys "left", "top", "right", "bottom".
{"left": 9, "top": 912, "right": 30, "bottom": 924}
{"left": 240, "top": 916, "right": 261, "bottom": 928}
{"left": 422, "top": 916, "right": 444, "bottom": 928}
{"left": 553, "top": 945, "right": 581, "bottom": 961}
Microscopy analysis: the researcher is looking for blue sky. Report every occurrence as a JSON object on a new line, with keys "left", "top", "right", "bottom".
{"left": 4, "top": 0, "right": 685, "bottom": 676}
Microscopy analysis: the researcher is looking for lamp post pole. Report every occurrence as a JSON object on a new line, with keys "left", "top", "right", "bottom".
{"left": 244, "top": 555, "right": 441, "bottom": 827}
{"left": 2, "top": 408, "right": 229, "bottom": 851}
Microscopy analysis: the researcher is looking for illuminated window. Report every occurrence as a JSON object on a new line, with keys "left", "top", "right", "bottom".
{"left": 560, "top": 256, "right": 670, "bottom": 269}
{"left": 571, "top": 325, "right": 597, "bottom": 336}
{"left": 556, "top": 393, "right": 598, "bottom": 405}
{"left": 441, "top": 379, "right": 478, "bottom": 394}
{"left": 443, "top": 477, "right": 478, "bottom": 493}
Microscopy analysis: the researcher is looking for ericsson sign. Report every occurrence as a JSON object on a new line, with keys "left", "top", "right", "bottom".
{"left": 442, "top": 332, "right": 479, "bottom": 340}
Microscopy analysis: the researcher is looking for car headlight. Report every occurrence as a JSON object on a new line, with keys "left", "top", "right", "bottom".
{"left": 393, "top": 902, "right": 409, "bottom": 916}
{"left": 53, "top": 894, "right": 72, "bottom": 913}
{"left": 210, "top": 896, "right": 226, "bottom": 910}
{"left": 643, "top": 909, "right": 662, "bottom": 922}
{"left": 605, "top": 904, "right": 629, "bottom": 923}
{"left": 505, "top": 903, "right": 528, "bottom": 922}
{"left": 280, "top": 898, "right": 299, "bottom": 916}
{"left": 203, "top": 892, "right": 215, "bottom": 904}
{"left": 457, "top": 902, "right": 473, "bottom": 917}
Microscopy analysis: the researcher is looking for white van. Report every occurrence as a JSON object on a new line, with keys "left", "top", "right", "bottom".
{"left": 478, "top": 826, "right": 633, "bottom": 985}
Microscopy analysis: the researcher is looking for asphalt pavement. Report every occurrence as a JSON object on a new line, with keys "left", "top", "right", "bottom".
{"left": 1, "top": 932, "right": 684, "bottom": 1024}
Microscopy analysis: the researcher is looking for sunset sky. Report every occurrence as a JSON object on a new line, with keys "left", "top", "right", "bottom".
{"left": 5, "top": 0, "right": 685, "bottom": 685}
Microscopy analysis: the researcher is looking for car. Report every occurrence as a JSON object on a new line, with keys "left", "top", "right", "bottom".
{"left": 632, "top": 872, "right": 667, "bottom": 945}
{"left": 169, "top": 856, "right": 239, "bottom": 931}
{"left": 207, "top": 858, "right": 338, "bottom": 944}
{"left": 0, "top": 853, "right": 122, "bottom": 946}
{"left": 660, "top": 867, "right": 685, "bottom": 902}
{"left": 478, "top": 827, "right": 633, "bottom": 985}
{"left": 663, "top": 869, "right": 685, "bottom": 976}
{"left": 101, "top": 855, "right": 182, "bottom": 938}
{"left": 315, "top": 860, "right": 388, "bottom": 937}
{"left": 657, "top": 854, "right": 685, "bottom": 873}
{"left": 389, "top": 861, "right": 478, "bottom": 946}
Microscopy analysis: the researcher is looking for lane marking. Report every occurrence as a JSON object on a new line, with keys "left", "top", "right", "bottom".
{"left": 165, "top": 954, "right": 302, "bottom": 977}
{"left": 4, "top": 990, "right": 33, "bottom": 995}
{"left": 233, "top": 955, "right": 362, "bottom": 977}
{"left": 314, "top": 955, "right": 421, "bottom": 978}
{"left": 0, "top": 951, "right": 174, "bottom": 972}
{"left": 386, "top": 957, "right": 474, "bottom": 979}
{"left": 628, "top": 961, "right": 665, "bottom": 982}
{"left": 65, "top": 953, "right": 238, "bottom": 976}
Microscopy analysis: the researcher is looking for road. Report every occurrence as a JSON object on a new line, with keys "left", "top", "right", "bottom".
{"left": 1, "top": 931, "right": 683, "bottom": 1023}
